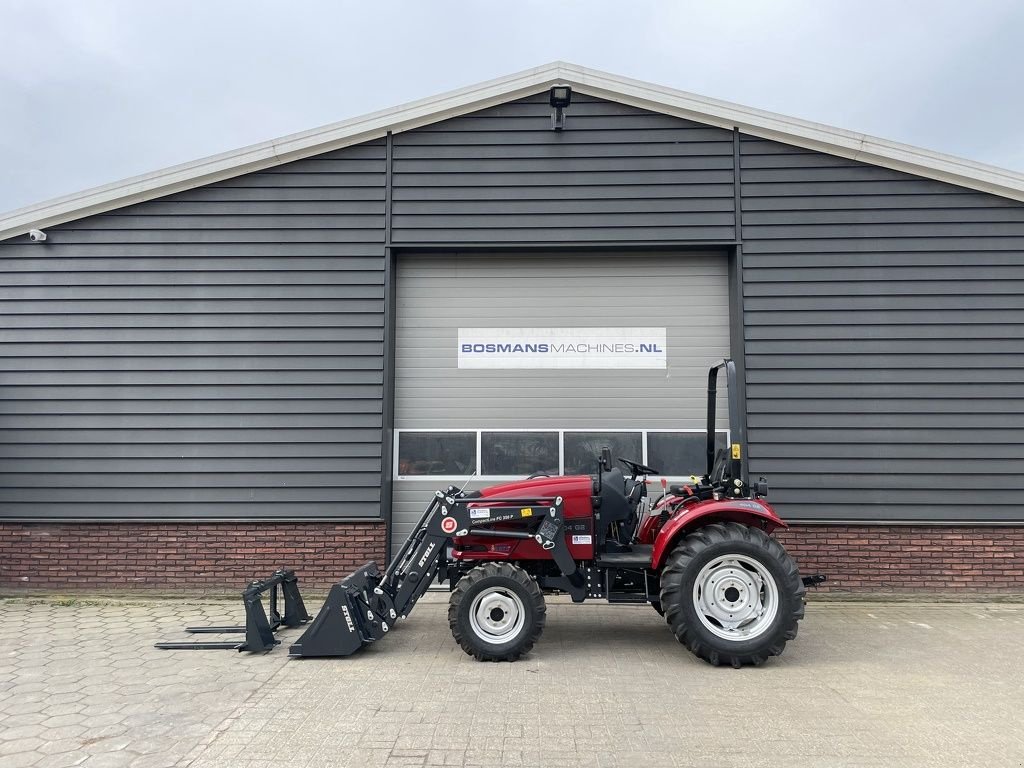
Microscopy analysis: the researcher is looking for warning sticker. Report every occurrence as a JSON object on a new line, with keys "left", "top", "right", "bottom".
{"left": 520, "top": 508, "right": 533, "bottom": 517}
{"left": 440, "top": 516, "right": 458, "bottom": 534}
{"left": 469, "top": 508, "right": 490, "bottom": 519}
{"left": 571, "top": 535, "right": 593, "bottom": 546}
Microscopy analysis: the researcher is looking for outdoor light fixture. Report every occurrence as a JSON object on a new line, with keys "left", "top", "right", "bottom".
{"left": 549, "top": 85, "right": 572, "bottom": 130}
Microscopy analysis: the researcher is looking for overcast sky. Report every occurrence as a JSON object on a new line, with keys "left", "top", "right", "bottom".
{"left": 2, "top": 0, "right": 1023, "bottom": 214}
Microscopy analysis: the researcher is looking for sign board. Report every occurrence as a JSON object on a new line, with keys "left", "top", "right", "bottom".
{"left": 458, "top": 328, "right": 667, "bottom": 369}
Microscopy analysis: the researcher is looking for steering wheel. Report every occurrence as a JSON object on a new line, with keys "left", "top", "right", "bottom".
{"left": 709, "top": 448, "right": 730, "bottom": 486}
{"left": 618, "top": 457, "right": 659, "bottom": 477}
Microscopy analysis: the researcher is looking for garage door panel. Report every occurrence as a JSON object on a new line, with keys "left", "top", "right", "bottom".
{"left": 391, "top": 251, "right": 730, "bottom": 550}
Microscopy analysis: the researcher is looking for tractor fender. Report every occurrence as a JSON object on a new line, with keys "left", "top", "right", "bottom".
{"left": 650, "top": 497, "right": 787, "bottom": 570}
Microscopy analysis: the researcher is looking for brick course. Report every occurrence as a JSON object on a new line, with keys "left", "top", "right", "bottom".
{"left": 0, "top": 522, "right": 386, "bottom": 591}
{"left": 1, "top": 521, "right": 1021, "bottom": 593}
{"left": 777, "top": 525, "right": 1024, "bottom": 593}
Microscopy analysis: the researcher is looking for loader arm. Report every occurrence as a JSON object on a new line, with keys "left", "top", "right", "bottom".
{"left": 289, "top": 488, "right": 580, "bottom": 657}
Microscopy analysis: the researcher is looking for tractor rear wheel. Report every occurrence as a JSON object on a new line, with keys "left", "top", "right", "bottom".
{"left": 448, "top": 563, "right": 545, "bottom": 662}
{"left": 660, "top": 522, "right": 805, "bottom": 667}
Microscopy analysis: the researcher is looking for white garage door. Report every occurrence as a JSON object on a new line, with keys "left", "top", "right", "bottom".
{"left": 391, "top": 252, "right": 730, "bottom": 550}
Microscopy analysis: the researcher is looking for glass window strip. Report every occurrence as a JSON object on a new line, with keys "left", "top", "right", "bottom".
{"left": 394, "top": 428, "right": 729, "bottom": 481}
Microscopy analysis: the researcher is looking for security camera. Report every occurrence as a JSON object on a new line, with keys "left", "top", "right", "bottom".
{"left": 28, "top": 229, "right": 47, "bottom": 242}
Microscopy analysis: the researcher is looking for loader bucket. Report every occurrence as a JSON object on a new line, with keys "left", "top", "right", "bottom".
{"left": 289, "top": 561, "right": 395, "bottom": 657}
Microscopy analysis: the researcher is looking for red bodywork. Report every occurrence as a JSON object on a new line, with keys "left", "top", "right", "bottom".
{"left": 451, "top": 476, "right": 597, "bottom": 562}
{"left": 451, "top": 475, "right": 787, "bottom": 572}
{"left": 640, "top": 494, "right": 786, "bottom": 569}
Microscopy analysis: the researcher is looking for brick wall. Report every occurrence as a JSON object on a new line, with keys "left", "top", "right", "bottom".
{"left": 0, "top": 522, "right": 386, "bottom": 592}
{"left": 1, "top": 521, "right": 1021, "bottom": 593}
{"left": 777, "top": 525, "right": 1024, "bottom": 593}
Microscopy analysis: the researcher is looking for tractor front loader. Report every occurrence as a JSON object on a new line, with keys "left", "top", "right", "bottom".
{"left": 159, "top": 359, "right": 823, "bottom": 667}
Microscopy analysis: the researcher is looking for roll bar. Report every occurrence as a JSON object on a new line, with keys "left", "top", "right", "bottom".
{"left": 706, "top": 359, "right": 745, "bottom": 484}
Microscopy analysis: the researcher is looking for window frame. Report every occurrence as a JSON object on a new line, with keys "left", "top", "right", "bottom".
{"left": 394, "top": 429, "right": 478, "bottom": 478}
{"left": 479, "top": 430, "right": 562, "bottom": 479}
{"left": 393, "top": 428, "right": 730, "bottom": 482}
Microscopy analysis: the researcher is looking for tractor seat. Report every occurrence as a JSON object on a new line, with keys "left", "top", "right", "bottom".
{"left": 598, "top": 468, "right": 636, "bottom": 546}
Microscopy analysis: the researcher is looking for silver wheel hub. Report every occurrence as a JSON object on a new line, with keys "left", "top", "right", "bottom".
{"left": 692, "top": 554, "right": 779, "bottom": 641}
{"left": 469, "top": 587, "right": 525, "bottom": 645}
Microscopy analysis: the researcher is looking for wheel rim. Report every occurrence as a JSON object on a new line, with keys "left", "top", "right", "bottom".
{"left": 692, "top": 554, "right": 779, "bottom": 641}
{"left": 468, "top": 587, "right": 526, "bottom": 645}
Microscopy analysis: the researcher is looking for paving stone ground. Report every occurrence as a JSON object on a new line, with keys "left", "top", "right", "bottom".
{"left": 0, "top": 594, "right": 1022, "bottom": 768}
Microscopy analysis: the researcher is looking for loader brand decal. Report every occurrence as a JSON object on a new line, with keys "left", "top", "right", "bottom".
{"left": 440, "top": 516, "right": 458, "bottom": 534}
{"left": 341, "top": 604, "right": 356, "bottom": 634}
{"left": 418, "top": 542, "right": 436, "bottom": 567}
{"left": 458, "top": 328, "right": 667, "bottom": 369}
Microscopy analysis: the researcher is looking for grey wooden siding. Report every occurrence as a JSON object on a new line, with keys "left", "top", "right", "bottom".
{"left": 741, "top": 137, "right": 1024, "bottom": 522}
{"left": 0, "top": 141, "right": 387, "bottom": 519}
{"left": 391, "top": 94, "right": 736, "bottom": 245}
{"left": 4, "top": 89, "right": 1023, "bottom": 525}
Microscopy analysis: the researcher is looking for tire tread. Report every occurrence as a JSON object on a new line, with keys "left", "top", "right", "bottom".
{"left": 660, "top": 522, "right": 805, "bottom": 667}
{"left": 448, "top": 563, "right": 546, "bottom": 662}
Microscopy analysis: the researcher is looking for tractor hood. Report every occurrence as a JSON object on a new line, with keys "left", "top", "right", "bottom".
{"left": 477, "top": 475, "right": 593, "bottom": 500}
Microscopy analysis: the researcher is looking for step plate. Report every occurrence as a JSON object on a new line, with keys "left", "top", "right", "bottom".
{"left": 595, "top": 545, "right": 654, "bottom": 569}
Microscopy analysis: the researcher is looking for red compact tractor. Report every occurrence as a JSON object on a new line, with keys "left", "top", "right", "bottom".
{"left": 285, "top": 359, "right": 824, "bottom": 667}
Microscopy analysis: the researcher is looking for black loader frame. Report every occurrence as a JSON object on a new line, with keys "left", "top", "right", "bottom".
{"left": 289, "top": 492, "right": 584, "bottom": 656}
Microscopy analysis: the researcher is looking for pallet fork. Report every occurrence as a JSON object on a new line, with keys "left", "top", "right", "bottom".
{"left": 155, "top": 569, "right": 310, "bottom": 652}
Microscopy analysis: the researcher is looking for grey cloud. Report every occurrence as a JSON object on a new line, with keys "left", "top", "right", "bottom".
{"left": 3, "top": 0, "right": 1023, "bottom": 213}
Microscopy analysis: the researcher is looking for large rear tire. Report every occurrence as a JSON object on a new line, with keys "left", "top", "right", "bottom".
{"left": 660, "top": 522, "right": 804, "bottom": 667}
{"left": 448, "top": 563, "right": 545, "bottom": 662}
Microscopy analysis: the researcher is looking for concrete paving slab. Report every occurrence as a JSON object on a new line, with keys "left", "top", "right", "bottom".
{"left": 0, "top": 596, "right": 1022, "bottom": 767}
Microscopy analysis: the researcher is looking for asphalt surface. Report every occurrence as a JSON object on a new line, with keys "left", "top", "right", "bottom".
{"left": 0, "top": 594, "right": 1022, "bottom": 767}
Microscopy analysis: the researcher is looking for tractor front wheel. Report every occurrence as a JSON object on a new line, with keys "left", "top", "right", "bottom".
{"left": 660, "top": 522, "right": 805, "bottom": 667}
{"left": 449, "top": 563, "right": 545, "bottom": 661}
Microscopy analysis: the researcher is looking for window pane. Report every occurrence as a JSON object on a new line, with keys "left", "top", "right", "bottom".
{"left": 647, "top": 432, "right": 727, "bottom": 476}
{"left": 397, "top": 432, "right": 476, "bottom": 476}
{"left": 481, "top": 432, "right": 559, "bottom": 476}
{"left": 563, "top": 432, "right": 642, "bottom": 476}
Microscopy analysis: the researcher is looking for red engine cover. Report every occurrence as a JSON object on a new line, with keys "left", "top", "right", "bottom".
{"left": 451, "top": 475, "right": 595, "bottom": 562}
